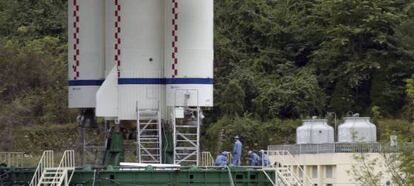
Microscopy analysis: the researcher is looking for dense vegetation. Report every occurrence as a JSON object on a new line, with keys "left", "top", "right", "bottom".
{"left": 0, "top": 0, "right": 414, "bottom": 176}
{"left": 209, "top": 0, "right": 414, "bottom": 150}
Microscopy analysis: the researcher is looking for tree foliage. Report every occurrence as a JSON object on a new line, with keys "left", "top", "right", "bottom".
{"left": 214, "top": 0, "right": 414, "bottom": 121}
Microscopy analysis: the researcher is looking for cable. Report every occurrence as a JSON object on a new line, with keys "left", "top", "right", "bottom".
{"left": 92, "top": 169, "right": 96, "bottom": 186}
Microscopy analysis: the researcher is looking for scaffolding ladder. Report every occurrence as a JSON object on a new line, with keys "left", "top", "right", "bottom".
{"left": 173, "top": 107, "right": 201, "bottom": 166}
{"left": 136, "top": 104, "right": 162, "bottom": 164}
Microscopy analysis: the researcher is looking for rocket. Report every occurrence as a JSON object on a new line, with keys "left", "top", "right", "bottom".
{"left": 68, "top": 0, "right": 214, "bottom": 120}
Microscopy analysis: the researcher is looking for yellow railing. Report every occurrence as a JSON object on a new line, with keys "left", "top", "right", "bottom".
{"left": 201, "top": 152, "right": 214, "bottom": 166}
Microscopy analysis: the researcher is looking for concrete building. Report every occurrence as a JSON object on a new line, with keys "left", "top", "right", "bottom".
{"left": 268, "top": 143, "right": 397, "bottom": 186}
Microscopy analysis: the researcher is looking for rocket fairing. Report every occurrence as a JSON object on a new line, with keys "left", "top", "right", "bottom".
{"left": 68, "top": 0, "right": 105, "bottom": 108}
{"left": 68, "top": 0, "right": 214, "bottom": 120}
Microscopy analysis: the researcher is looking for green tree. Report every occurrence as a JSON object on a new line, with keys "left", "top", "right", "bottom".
{"left": 311, "top": 0, "right": 414, "bottom": 115}
{"left": 218, "top": 80, "right": 245, "bottom": 116}
{"left": 253, "top": 69, "right": 325, "bottom": 119}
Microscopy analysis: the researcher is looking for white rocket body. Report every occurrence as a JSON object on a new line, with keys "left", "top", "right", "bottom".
{"left": 68, "top": 0, "right": 105, "bottom": 108}
{"left": 68, "top": 0, "right": 214, "bottom": 120}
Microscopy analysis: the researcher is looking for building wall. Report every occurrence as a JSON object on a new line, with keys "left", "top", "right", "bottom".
{"left": 269, "top": 153, "right": 393, "bottom": 186}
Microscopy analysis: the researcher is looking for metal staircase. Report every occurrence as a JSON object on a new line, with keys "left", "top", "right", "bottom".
{"left": 30, "top": 150, "right": 75, "bottom": 186}
{"left": 267, "top": 150, "right": 311, "bottom": 186}
{"left": 261, "top": 167, "right": 291, "bottom": 186}
{"left": 136, "top": 105, "right": 162, "bottom": 164}
{"left": 173, "top": 107, "right": 201, "bottom": 166}
{"left": 278, "top": 165, "right": 303, "bottom": 186}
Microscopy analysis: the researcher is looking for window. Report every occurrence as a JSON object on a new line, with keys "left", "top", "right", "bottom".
{"left": 312, "top": 166, "right": 318, "bottom": 178}
{"left": 325, "top": 165, "right": 335, "bottom": 178}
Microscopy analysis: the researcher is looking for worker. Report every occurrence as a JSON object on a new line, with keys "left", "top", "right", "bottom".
{"left": 215, "top": 151, "right": 228, "bottom": 167}
{"left": 247, "top": 151, "right": 260, "bottom": 166}
{"left": 258, "top": 150, "right": 270, "bottom": 167}
{"left": 232, "top": 135, "right": 242, "bottom": 166}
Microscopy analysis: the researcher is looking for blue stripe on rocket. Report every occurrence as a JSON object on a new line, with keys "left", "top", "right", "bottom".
{"left": 68, "top": 78, "right": 214, "bottom": 86}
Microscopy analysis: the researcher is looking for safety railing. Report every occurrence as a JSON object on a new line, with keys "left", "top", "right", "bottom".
{"left": 268, "top": 150, "right": 312, "bottom": 185}
{"left": 52, "top": 150, "right": 76, "bottom": 185}
{"left": 261, "top": 166, "right": 291, "bottom": 186}
{"left": 29, "top": 150, "right": 54, "bottom": 186}
{"left": 0, "top": 152, "right": 24, "bottom": 168}
{"left": 227, "top": 153, "right": 233, "bottom": 164}
{"left": 268, "top": 143, "right": 401, "bottom": 155}
{"left": 200, "top": 152, "right": 214, "bottom": 167}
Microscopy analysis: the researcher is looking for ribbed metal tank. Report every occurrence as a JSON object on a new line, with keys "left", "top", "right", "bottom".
{"left": 338, "top": 115, "right": 377, "bottom": 143}
{"left": 296, "top": 118, "right": 334, "bottom": 144}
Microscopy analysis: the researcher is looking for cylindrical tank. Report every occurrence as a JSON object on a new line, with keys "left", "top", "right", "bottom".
{"left": 114, "top": 0, "right": 166, "bottom": 120}
{"left": 296, "top": 119, "right": 334, "bottom": 144}
{"left": 164, "top": 0, "right": 214, "bottom": 107}
{"left": 68, "top": 0, "right": 105, "bottom": 108}
{"left": 338, "top": 116, "right": 377, "bottom": 143}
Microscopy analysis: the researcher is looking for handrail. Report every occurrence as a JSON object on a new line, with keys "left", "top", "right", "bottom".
{"left": 286, "top": 165, "right": 304, "bottom": 185}
{"left": 262, "top": 167, "right": 291, "bottom": 186}
{"left": 227, "top": 153, "right": 233, "bottom": 164}
{"left": 267, "top": 142, "right": 402, "bottom": 155}
{"left": 261, "top": 168, "right": 276, "bottom": 186}
{"left": 201, "top": 152, "right": 214, "bottom": 167}
{"left": 279, "top": 150, "right": 306, "bottom": 184}
{"left": 52, "top": 150, "right": 76, "bottom": 185}
{"left": 0, "top": 152, "right": 24, "bottom": 168}
{"left": 282, "top": 150, "right": 312, "bottom": 185}
{"left": 268, "top": 150, "right": 312, "bottom": 185}
{"left": 29, "top": 150, "right": 54, "bottom": 186}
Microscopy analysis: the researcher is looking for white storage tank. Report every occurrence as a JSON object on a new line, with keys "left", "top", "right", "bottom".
{"left": 296, "top": 118, "right": 334, "bottom": 144}
{"left": 68, "top": 0, "right": 105, "bottom": 108}
{"left": 338, "top": 115, "right": 377, "bottom": 143}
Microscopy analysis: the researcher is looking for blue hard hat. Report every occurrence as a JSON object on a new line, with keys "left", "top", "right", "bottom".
{"left": 222, "top": 151, "right": 228, "bottom": 155}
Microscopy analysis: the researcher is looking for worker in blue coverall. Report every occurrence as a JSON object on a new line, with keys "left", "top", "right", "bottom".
{"left": 258, "top": 150, "right": 270, "bottom": 167}
{"left": 215, "top": 151, "right": 228, "bottom": 167}
{"left": 247, "top": 151, "right": 260, "bottom": 166}
{"left": 232, "top": 136, "right": 242, "bottom": 166}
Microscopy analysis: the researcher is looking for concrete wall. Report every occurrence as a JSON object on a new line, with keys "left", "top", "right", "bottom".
{"left": 269, "top": 153, "right": 394, "bottom": 186}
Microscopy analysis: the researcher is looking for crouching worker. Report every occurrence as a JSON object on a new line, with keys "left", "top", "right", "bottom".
{"left": 248, "top": 151, "right": 260, "bottom": 166}
{"left": 215, "top": 151, "right": 228, "bottom": 167}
